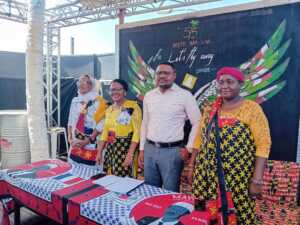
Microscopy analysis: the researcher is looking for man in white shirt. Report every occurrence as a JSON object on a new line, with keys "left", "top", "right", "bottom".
{"left": 138, "top": 62, "right": 200, "bottom": 192}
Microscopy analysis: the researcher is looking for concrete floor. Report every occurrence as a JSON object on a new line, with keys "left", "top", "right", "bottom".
{"left": 9, "top": 208, "right": 59, "bottom": 225}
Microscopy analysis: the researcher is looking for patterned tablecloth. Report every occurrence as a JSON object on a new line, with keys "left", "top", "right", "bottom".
{"left": 0, "top": 159, "right": 101, "bottom": 224}
{"left": 1, "top": 159, "right": 101, "bottom": 199}
{"left": 1, "top": 159, "right": 299, "bottom": 225}
{"left": 0, "top": 159, "right": 211, "bottom": 225}
{"left": 68, "top": 184, "right": 211, "bottom": 225}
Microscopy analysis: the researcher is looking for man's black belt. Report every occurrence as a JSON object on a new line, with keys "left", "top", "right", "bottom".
{"left": 147, "top": 139, "right": 183, "bottom": 148}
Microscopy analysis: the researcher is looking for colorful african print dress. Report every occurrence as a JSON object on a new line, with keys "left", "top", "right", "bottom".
{"left": 68, "top": 91, "right": 107, "bottom": 165}
{"left": 101, "top": 100, "right": 142, "bottom": 177}
{"left": 192, "top": 98, "right": 271, "bottom": 225}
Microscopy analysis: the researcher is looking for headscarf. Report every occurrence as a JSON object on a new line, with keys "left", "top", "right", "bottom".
{"left": 76, "top": 74, "right": 97, "bottom": 102}
{"left": 76, "top": 75, "right": 107, "bottom": 123}
{"left": 216, "top": 67, "right": 244, "bottom": 82}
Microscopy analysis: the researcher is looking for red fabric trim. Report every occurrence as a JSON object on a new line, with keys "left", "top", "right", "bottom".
{"left": 208, "top": 96, "right": 222, "bottom": 124}
{"left": 69, "top": 201, "right": 99, "bottom": 225}
{"left": 70, "top": 147, "right": 97, "bottom": 161}
{"left": 52, "top": 180, "right": 93, "bottom": 197}
{"left": 6, "top": 183, "right": 63, "bottom": 223}
{"left": 69, "top": 187, "right": 108, "bottom": 204}
{"left": 76, "top": 113, "right": 85, "bottom": 133}
{"left": 64, "top": 177, "right": 84, "bottom": 185}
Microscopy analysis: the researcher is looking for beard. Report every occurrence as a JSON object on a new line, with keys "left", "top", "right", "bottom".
{"left": 158, "top": 83, "right": 173, "bottom": 90}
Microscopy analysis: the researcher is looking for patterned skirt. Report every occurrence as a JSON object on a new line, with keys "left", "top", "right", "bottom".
{"left": 192, "top": 121, "right": 257, "bottom": 225}
{"left": 103, "top": 136, "right": 135, "bottom": 177}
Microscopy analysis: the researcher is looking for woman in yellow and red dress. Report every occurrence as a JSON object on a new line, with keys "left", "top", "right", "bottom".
{"left": 96, "top": 79, "right": 142, "bottom": 177}
{"left": 188, "top": 67, "right": 271, "bottom": 225}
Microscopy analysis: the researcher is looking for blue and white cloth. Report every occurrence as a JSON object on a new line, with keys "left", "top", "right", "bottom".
{"left": 80, "top": 184, "right": 172, "bottom": 225}
{"left": 0, "top": 159, "right": 100, "bottom": 202}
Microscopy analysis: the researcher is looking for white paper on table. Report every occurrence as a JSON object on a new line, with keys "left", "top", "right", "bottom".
{"left": 93, "top": 175, "right": 123, "bottom": 186}
{"left": 93, "top": 175, "right": 144, "bottom": 194}
{"left": 107, "top": 177, "right": 144, "bottom": 194}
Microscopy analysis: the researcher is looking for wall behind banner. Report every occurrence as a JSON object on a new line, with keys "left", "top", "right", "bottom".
{"left": 119, "top": 3, "right": 300, "bottom": 161}
{"left": 0, "top": 53, "right": 115, "bottom": 127}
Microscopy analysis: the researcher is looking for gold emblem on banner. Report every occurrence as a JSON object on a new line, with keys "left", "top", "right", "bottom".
{"left": 182, "top": 73, "right": 197, "bottom": 89}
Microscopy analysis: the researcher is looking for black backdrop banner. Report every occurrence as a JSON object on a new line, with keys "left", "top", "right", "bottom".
{"left": 119, "top": 3, "right": 300, "bottom": 161}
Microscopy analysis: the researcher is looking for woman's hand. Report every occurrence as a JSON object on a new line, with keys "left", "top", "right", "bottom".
{"left": 122, "top": 152, "right": 133, "bottom": 168}
{"left": 123, "top": 142, "right": 138, "bottom": 168}
{"left": 74, "top": 138, "right": 89, "bottom": 148}
{"left": 96, "top": 141, "right": 106, "bottom": 165}
{"left": 138, "top": 151, "right": 144, "bottom": 169}
{"left": 69, "top": 139, "right": 76, "bottom": 147}
{"left": 249, "top": 179, "right": 263, "bottom": 200}
{"left": 95, "top": 150, "right": 103, "bottom": 165}
{"left": 68, "top": 135, "right": 76, "bottom": 147}
{"left": 249, "top": 157, "right": 266, "bottom": 200}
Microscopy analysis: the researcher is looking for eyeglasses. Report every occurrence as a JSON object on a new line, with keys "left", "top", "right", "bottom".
{"left": 77, "top": 79, "right": 92, "bottom": 85}
{"left": 156, "top": 71, "right": 173, "bottom": 76}
{"left": 109, "top": 87, "right": 124, "bottom": 93}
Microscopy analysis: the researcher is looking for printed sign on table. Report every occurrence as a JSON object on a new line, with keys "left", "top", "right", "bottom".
{"left": 129, "top": 194, "right": 210, "bottom": 225}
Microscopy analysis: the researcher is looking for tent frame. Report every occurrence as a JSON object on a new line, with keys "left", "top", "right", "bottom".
{"left": 0, "top": 0, "right": 218, "bottom": 127}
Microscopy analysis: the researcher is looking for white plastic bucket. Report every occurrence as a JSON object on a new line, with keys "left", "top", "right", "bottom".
{"left": 0, "top": 110, "right": 31, "bottom": 169}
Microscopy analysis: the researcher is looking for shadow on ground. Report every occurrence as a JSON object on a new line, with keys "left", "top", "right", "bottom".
{"left": 9, "top": 208, "right": 59, "bottom": 225}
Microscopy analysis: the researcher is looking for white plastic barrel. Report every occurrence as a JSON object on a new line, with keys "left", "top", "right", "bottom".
{"left": 0, "top": 110, "right": 31, "bottom": 169}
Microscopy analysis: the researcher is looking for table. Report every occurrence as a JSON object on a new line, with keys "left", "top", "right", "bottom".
{"left": 0, "top": 159, "right": 101, "bottom": 224}
{"left": 0, "top": 160, "right": 211, "bottom": 225}
{"left": 68, "top": 184, "right": 210, "bottom": 225}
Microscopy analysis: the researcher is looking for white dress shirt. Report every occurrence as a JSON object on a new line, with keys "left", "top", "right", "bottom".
{"left": 140, "top": 83, "right": 200, "bottom": 151}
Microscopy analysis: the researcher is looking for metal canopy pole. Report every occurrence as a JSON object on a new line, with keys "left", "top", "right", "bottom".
{"left": 47, "top": 0, "right": 220, "bottom": 27}
{"left": 45, "top": 24, "right": 61, "bottom": 127}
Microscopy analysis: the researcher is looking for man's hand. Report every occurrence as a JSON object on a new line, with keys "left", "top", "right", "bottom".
{"left": 180, "top": 147, "right": 190, "bottom": 161}
{"left": 187, "top": 163, "right": 194, "bottom": 185}
{"left": 138, "top": 151, "right": 144, "bottom": 169}
{"left": 186, "top": 148, "right": 197, "bottom": 185}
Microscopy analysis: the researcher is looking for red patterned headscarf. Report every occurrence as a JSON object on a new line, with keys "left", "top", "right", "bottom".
{"left": 216, "top": 67, "right": 244, "bottom": 82}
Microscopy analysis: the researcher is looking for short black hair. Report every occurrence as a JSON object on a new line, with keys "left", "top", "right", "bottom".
{"left": 158, "top": 62, "right": 176, "bottom": 71}
{"left": 112, "top": 79, "right": 128, "bottom": 92}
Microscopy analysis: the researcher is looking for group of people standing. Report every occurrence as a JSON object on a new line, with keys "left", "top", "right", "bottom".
{"left": 67, "top": 62, "right": 271, "bottom": 225}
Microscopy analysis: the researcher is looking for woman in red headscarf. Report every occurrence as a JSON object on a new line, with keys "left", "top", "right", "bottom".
{"left": 188, "top": 67, "right": 271, "bottom": 225}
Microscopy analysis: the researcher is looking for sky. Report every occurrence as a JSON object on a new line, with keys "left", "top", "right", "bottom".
{"left": 0, "top": 0, "right": 258, "bottom": 55}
